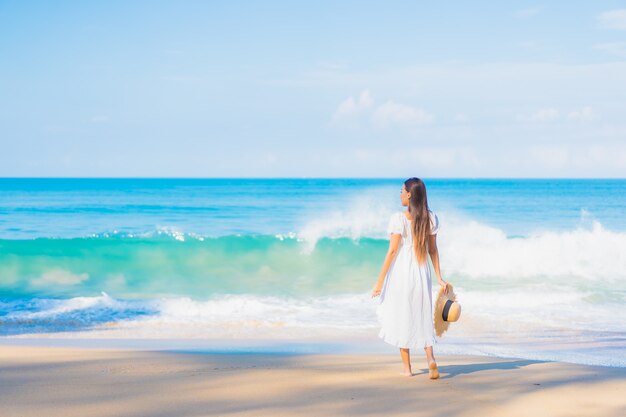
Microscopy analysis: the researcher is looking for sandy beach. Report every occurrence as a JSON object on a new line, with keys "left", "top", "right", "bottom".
{"left": 1, "top": 345, "right": 625, "bottom": 417}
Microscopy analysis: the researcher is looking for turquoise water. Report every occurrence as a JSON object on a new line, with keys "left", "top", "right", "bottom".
{"left": 0, "top": 236, "right": 385, "bottom": 298}
{"left": 1, "top": 178, "right": 625, "bottom": 366}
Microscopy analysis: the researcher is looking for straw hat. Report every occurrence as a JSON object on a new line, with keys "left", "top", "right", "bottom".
{"left": 434, "top": 283, "right": 461, "bottom": 337}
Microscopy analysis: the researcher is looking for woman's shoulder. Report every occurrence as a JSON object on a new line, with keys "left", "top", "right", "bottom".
{"left": 428, "top": 210, "right": 440, "bottom": 233}
{"left": 386, "top": 211, "right": 405, "bottom": 235}
{"left": 396, "top": 211, "right": 411, "bottom": 223}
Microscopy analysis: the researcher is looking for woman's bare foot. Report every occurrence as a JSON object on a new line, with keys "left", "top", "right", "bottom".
{"left": 427, "top": 360, "right": 439, "bottom": 380}
{"left": 401, "top": 369, "right": 414, "bottom": 377}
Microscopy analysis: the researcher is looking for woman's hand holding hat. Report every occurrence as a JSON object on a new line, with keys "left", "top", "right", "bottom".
{"left": 438, "top": 279, "right": 449, "bottom": 294}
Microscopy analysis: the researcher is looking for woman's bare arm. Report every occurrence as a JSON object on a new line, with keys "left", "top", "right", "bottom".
{"left": 428, "top": 233, "right": 448, "bottom": 293}
{"left": 371, "top": 234, "right": 401, "bottom": 297}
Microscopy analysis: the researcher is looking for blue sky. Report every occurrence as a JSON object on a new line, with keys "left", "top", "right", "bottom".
{"left": 1, "top": 1, "right": 626, "bottom": 177}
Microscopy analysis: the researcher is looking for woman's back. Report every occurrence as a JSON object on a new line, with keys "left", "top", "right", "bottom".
{"left": 388, "top": 210, "right": 439, "bottom": 249}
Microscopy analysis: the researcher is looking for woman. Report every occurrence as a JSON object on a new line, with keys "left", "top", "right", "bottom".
{"left": 371, "top": 177, "right": 448, "bottom": 379}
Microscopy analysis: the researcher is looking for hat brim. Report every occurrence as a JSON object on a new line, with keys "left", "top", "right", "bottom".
{"left": 434, "top": 283, "right": 458, "bottom": 337}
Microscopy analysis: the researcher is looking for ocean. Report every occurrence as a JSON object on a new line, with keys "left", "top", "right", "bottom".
{"left": 0, "top": 178, "right": 625, "bottom": 366}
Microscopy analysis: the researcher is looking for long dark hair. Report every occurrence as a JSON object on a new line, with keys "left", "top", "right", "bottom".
{"left": 404, "top": 177, "right": 431, "bottom": 264}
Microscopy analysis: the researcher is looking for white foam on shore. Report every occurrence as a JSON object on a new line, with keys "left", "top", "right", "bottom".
{"left": 2, "top": 287, "right": 625, "bottom": 367}
{"left": 3, "top": 287, "right": 624, "bottom": 336}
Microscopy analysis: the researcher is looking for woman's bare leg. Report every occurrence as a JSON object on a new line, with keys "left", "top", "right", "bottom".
{"left": 399, "top": 348, "right": 412, "bottom": 376}
{"left": 424, "top": 346, "right": 439, "bottom": 379}
{"left": 424, "top": 345, "right": 435, "bottom": 363}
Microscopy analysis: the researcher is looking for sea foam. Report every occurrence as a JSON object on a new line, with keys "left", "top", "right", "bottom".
{"left": 2, "top": 289, "right": 625, "bottom": 366}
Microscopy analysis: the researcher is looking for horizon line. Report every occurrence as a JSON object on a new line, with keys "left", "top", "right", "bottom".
{"left": 1, "top": 176, "right": 625, "bottom": 180}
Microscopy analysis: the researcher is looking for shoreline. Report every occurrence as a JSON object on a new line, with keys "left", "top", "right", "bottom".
{"left": 2, "top": 335, "right": 625, "bottom": 369}
{"left": 2, "top": 344, "right": 625, "bottom": 417}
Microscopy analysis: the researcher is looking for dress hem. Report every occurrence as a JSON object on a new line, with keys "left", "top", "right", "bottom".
{"left": 378, "top": 328, "right": 438, "bottom": 350}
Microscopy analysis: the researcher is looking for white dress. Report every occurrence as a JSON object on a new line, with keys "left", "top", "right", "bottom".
{"left": 376, "top": 210, "right": 440, "bottom": 349}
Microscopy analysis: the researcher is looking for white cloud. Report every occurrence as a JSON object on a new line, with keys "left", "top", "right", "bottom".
{"left": 332, "top": 90, "right": 374, "bottom": 121}
{"left": 598, "top": 9, "right": 626, "bottom": 30}
{"left": 31, "top": 269, "right": 90, "bottom": 286}
{"left": 517, "top": 108, "right": 560, "bottom": 122}
{"left": 594, "top": 42, "right": 626, "bottom": 57}
{"left": 373, "top": 100, "right": 434, "bottom": 127}
{"left": 333, "top": 91, "right": 433, "bottom": 128}
{"left": 297, "top": 59, "right": 626, "bottom": 175}
{"left": 567, "top": 106, "right": 595, "bottom": 122}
